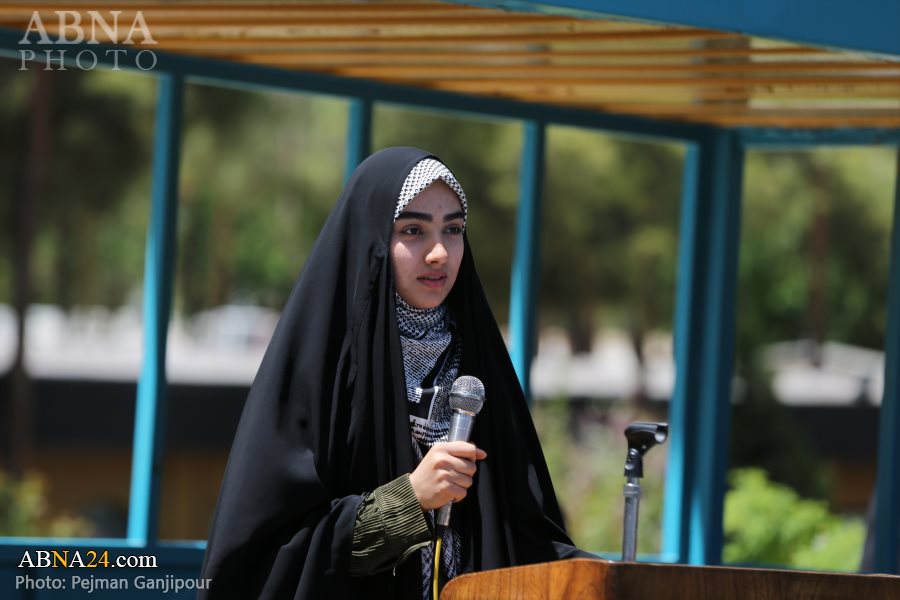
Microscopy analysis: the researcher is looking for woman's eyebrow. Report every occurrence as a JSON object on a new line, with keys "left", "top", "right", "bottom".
{"left": 395, "top": 210, "right": 465, "bottom": 222}
{"left": 396, "top": 211, "right": 432, "bottom": 222}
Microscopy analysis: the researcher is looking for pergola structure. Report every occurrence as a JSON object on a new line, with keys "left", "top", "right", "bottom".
{"left": 3, "top": 1, "right": 899, "bottom": 128}
{"left": 0, "top": 0, "right": 898, "bottom": 593}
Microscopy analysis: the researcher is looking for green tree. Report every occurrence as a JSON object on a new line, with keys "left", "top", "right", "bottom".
{"left": 724, "top": 468, "right": 865, "bottom": 572}
{"left": 733, "top": 147, "right": 896, "bottom": 498}
{"left": 0, "top": 65, "right": 151, "bottom": 475}
{"left": 541, "top": 127, "right": 682, "bottom": 407}
{"left": 176, "top": 87, "right": 347, "bottom": 314}
{"left": 737, "top": 149, "right": 896, "bottom": 367}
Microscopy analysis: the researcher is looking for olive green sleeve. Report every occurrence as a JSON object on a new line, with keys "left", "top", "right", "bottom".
{"left": 350, "top": 473, "right": 433, "bottom": 576}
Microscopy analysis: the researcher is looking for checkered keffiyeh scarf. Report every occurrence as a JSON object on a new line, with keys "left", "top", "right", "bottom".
{"left": 395, "top": 293, "right": 463, "bottom": 599}
{"left": 393, "top": 158, "right": 467, "bottom": 227}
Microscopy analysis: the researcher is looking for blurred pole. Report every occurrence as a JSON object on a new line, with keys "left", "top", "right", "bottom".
{"left": 662, "top": 130, "right": 744, "bottom": 565}
{"left": 128, "top": 74, "right": 184, "bottom": 545}
{"left": 9, "top": 69, "right": 53, "bottom": 478}
{"left": 508, "top": 121, "right": 545, "bottom": 403}
{"left": 873, "top": 151, "right": 900, "bottom": 574}
{"left": 344, "top": 98, "right": 372, "bottom": 184}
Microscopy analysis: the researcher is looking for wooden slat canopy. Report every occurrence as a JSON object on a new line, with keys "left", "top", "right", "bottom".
{"left": 3, "top": 0, "right": 899, "bottom": 128}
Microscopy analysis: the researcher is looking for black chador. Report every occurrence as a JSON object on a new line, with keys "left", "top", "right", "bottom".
{"left": 199, "top": 147, "right": 584, "bottom": 599}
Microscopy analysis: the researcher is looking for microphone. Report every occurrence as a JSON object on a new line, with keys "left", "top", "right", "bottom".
{"left": 436, "top": 375, "right": 485, "bottom": 528}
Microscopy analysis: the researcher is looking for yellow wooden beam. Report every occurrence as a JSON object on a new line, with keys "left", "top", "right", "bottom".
{"left": 423, "top": 75, "right": 900, "bottom": 88}
{"left": 326, "top": 62, "right": 900, "bottom": 80}
{"left": 214, "top": 46, "right": 829, "bottom": 66}
{"left": 28, "top": 26, "right": 738, "bottom": 46}
{"left": 0, "top": 11, "right": 571, "bottom": 27}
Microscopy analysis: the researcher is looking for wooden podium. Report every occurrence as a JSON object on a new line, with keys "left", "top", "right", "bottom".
{"left": 440, "top": 558, "right": 900, "bottom": 599}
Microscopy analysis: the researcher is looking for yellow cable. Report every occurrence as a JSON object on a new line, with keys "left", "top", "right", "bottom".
{"left": 433, "top": 536, "right": 442, "bottom": 600}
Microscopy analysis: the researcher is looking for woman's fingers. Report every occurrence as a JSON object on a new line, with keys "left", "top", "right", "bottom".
{"left": 442, "top": 441, "right": 487, "bottom": 462}
{"left": 409, "top": 442, "right": 487, "bottom": 510}
{"left": 445, "top": 469, "right": 473, "bottom": 489}
{"left": 443, "top": 481, "right": 469, "bottom": 502}
{"left": 438, "top": 454, "right": 476, "bottom": 477}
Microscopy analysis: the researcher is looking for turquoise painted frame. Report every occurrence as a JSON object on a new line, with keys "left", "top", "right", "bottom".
{"left": 873, "top": 155, "right": 900, "bottom": 573}
{"left": 665, "top": 131, "right": 745, "bottom": 564}
{"left": 126, "top": 74, "right": 184, "bottom": 547}
{"left": 345, "top": 98, "right": 373, "bottom": 183}
{"left": 509, "top": 121, "right": 547, "bottom": 400}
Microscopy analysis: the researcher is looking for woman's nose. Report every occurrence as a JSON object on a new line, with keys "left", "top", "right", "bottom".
{"left": 426, "top": 241, "right": 448, "bottom": 264}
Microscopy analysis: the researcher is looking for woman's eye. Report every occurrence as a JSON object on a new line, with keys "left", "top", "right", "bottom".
{"left": 400, "top": 225, "right": 421, "bottom": 235}
{"left": 446, "top": 225, "right": 464, "bottom": 235}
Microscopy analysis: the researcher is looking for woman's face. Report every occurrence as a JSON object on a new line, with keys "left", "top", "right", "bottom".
{"left": 391, "top": 180, "right": 465, "bottom": 309}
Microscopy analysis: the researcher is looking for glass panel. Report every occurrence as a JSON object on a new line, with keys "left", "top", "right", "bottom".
{"left": 729, "top": 147, "right": 896, "bottom": 571}
{"left": 160, "top": 84, "right": 349, "bottom": 541}
{"left": 537, "top": 125, "right": 683, "bottom": 556}
{"left": 0, "top": 60, "right": 155, "bottom": 538}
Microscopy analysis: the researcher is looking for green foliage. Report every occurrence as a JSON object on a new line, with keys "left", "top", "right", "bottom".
{"left": 541, "top": 127, "right": 682, "bottom": 340}
{"left": 737, "top": 148, "right": 896, "bottom": 364}
{"left": 0, "top": 471, "right": 92, "bottom": 537}
{"left": 176, "top": 86, "right": 348, "bottom": 313}
{"left": 0, "top": 64, "right": 151, "bottom": 308}
{"left": 3, "top": 58, "right": 894, "bottom": 356}
{"left": 723, "top": 468, "right": 865, "bottom": 572}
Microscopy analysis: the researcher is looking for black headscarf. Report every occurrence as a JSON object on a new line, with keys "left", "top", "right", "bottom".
{"left": 199, "top": 147, "right": 582, "bottom": 599}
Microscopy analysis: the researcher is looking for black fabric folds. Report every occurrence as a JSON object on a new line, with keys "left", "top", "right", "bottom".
{"left": 199, "top": 147, "right": 582, "bottom": 600}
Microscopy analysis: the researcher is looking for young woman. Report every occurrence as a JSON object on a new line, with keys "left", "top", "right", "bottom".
{"left": 200, "top": 147, "right": 585, "bottom": 600}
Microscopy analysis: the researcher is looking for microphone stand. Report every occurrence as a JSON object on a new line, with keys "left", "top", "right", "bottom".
{"left": 622, "top": 448, "right": 642, "bottom": 563}
{"left": 621, "top": 422, "right": 668, "bottom": 562}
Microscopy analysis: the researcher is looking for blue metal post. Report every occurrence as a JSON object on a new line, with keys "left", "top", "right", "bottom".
{"left": 127, "top": 74, "right": 184, "bottom": 545}
{"left": 873, "top": 152, "right": 900, "bottom": 574}
{"left": 689, "top": 130, "right": 744, "bottom": 565}
{"left": 662, "top": 143, "right": 701, "bottom": 563}
{"left": 345, "top": 98, "right": 372, "bottom": 184}
{"left": 508, "top": 121, "right": 546, "bottom": 401}
{"left": 663, "top": 129, "right": 744, "bottom": 565}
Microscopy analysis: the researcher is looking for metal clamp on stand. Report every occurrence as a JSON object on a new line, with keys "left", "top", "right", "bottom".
{"left": 621, "top": 421, "right": 668, "bottom": 562}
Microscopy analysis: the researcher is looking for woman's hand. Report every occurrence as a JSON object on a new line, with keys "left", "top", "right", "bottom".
{"left": 409, "top": 441, "right": 487, "bottom": 511}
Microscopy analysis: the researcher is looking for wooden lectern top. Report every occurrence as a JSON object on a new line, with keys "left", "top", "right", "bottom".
{"left": 440, "top": 558, "right": 900, "bottom": 599}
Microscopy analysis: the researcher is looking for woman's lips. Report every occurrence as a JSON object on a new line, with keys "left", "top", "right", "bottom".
{"left": 418, "top": 273, "right": 447, "bottom": 288}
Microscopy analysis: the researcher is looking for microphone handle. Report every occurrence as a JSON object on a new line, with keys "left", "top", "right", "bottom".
{"left": 435, "top": 411, "right": 476, "bottom": 528}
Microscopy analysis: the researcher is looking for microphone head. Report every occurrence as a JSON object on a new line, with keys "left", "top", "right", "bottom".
{"left": 449, "top": 376, "right": 485, "bottom": 416}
